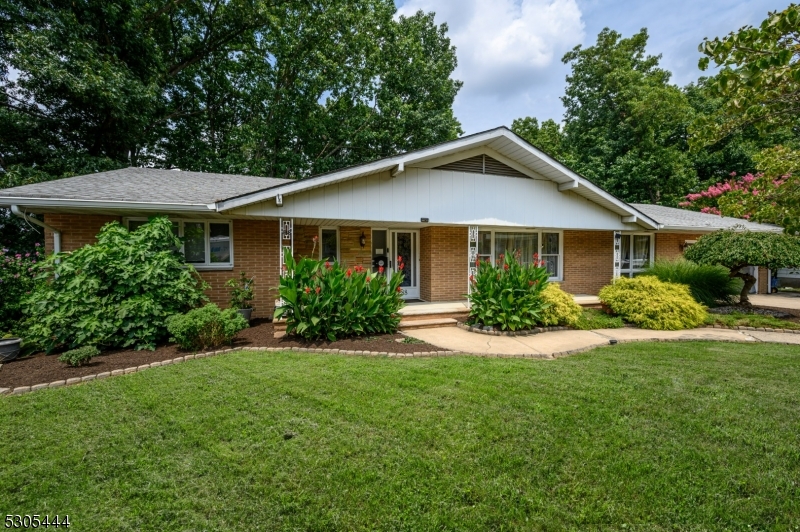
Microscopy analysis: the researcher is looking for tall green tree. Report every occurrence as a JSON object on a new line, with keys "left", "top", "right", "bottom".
{"left": 510, "top": 117, "right": 569, "bottom": 163}
{"left": 559, "top": 28, "right": 696, "bottom": 205}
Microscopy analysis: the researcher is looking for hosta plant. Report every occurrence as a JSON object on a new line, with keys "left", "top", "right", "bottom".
{"left": 468, "top": 250, "right": 551, "bottom": 331}
{"left": 274, "top": 248, "right": 405, "bottom": 341}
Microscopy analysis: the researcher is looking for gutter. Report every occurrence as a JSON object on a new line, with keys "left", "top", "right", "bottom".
{"left": 10, "top": 205, "right": 61, "bottom": 253}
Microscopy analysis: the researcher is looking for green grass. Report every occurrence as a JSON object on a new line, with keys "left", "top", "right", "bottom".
{"left": 705, "top": 311, "right": 800, "bottom": 330}
{"left": 2, "top": 343, "right": 800, "bottom": 531}
{"left": 574, "top": 308, "right": 625, "bottom": 330}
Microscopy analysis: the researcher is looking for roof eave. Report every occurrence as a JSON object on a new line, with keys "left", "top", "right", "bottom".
{"left": 0, "top": 197, "right": 215, "bottom": 212}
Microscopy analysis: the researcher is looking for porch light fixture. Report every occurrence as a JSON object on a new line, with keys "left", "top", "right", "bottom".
{"left": 359, "top": 231, "right": 366, "bottom": 248}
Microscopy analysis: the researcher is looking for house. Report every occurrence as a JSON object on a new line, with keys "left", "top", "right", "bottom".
{"left": 0, "top": 127, "right": 782, "bottom": 317}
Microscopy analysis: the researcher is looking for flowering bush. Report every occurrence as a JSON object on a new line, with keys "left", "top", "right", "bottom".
{"left": 467, "top": 250, "right": 551, "bottom": 331}
{"left": 679, "top": 172, "right": 761, "bottom": 216}
{"left": 274, "top": 248, "right": 405, "bottom": 341}
{"left": 0, "top": 243, "right": 43, "bottom": 333}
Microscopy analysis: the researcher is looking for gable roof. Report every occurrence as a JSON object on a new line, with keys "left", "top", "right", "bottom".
{"left": 631, "top": 204, "right": 782, "bottom": 233}
{"left": 215, "top": 127, "right": 661, "bottom": 230}
{"left": 0, "top": 167, "right": 291, "bottom": 211}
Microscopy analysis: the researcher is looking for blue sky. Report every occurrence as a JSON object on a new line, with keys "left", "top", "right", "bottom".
{"left": 395, "top": 0, "right": 783, "bottom": 134}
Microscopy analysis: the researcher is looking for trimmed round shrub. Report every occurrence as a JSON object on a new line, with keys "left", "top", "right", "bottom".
{"left": 538, "top": 283, "right": 582, "bottom": 327}
{"left": 599, "top": 277, "right": 707, "bottom": 330}
{"left": 166, "top": 304, "right": 249, "bottom": 351}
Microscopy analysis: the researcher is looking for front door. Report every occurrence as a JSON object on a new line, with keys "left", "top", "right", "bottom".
{"left": 390, "top": 230, "right": 419, "bottom": 299}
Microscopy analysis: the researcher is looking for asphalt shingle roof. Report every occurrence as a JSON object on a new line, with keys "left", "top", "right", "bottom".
{"left": 631, "top": 203, "right": 782, "bottom": 233}
{"left": 0, "top": 167, "right": 292, "bottom": 205}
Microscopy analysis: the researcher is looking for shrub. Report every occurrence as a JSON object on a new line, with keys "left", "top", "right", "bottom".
{"left": 226, "top": 272, "right": 255, "bottom": 310}
{"left": 0, "top": 243, "right": 43, "bottom": 333}
{"left": 274, "top": 248, "right": 405, "bottom": 341}
{"left": 58, "top": 345, "right": 100, "bottom": 367}
{"left": 538, "top": 283, "right": 582, "bottom": 326}
{"left": 468, "top": 250, "right": 550, "bottom": 331}
{"left": 641, "top": 259, "right": 742, "bottom": 307}
{"left": 599, "top": 277, "right": 707, "bottom": 330}
{"left": 25, "top": 217, "right": 209, "bottom": 352}
{"left": 166, "top": 304, "right": 249, "bottom": 351}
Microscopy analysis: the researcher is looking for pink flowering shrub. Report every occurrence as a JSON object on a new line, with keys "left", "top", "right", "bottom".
{"left": 0, "top": 243, "right": 43, "bottom": 333}
{"left": 680, "top": 172, "right": 788, "bottom": 220}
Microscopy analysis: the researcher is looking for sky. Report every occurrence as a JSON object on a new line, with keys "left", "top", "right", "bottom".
{"left": 395, "top": 0, "right": 783, "bottom": 134}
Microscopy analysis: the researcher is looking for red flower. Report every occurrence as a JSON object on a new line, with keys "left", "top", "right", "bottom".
{"left": 499, "top": 253, "right": 505, "bottom": 260}
{"left": 346, "top": 268, "right": 352, "bottom": 277}
{"left": 397, "top": 255, "right": 402, "bottom": 262}
{"left": 533, "top": 252, "right": 539, "bottom": 260}
{"left": 528, "top": 280, "right": 534, "bottom": 286}
{"left": 396, "top": 286, "right": 403, "bottom": 293}
{"left": 366, "top": 276, "right": 371, "bottom": 282}
{"left": 282, "top": 263, "right": 287, "bottom": 271}
{"left": 304, "top": 286, "right": 310, "bottom": 294}
{"left": 325, "top": 261, "right": 331, "bottom": 269}
{"left": 470, "top": 274, "right": 475, "bottom": 282}
{"left": 315, "top": 286, "right": 321, "bottom": 294}
{"left": 503, "top": 263, "right": 509, "bottom": 270}
{"left": 313, "top": 235, "right": 319, "bottom": 242}
{"left": 379, "top": 266, "right": 384, "bottom": 273}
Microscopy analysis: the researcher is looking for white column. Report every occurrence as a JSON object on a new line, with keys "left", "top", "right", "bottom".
{"left": 613, "top": 230, "right": 622, "bottom": 281}
{"left": 468, "top": 226, "right": 479, "bottom": 300}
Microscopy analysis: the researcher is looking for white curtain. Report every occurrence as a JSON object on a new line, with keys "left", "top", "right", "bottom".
{"left": 495, "top": 233, "right": 538, "bottom": 265}
{"left": 633, "top": 235, "right": 650, "bottom": 270}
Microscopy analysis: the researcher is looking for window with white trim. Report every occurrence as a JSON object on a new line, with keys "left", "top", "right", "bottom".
{"left": 125, "top": 218, "right": 233, "bottom": 269}
{"left": 320, "top": 227, "right": 339, "bottom": 262}
{"left": 620, "top": 233, "right": 653, "bottom": 276}
{"left": 477, "top": 230, "right": 563, "bottom": 280}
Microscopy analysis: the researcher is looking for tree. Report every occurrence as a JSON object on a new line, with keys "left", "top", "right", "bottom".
{"left": 511, "top": 117, "right": 569, "bottom": 163}
{"left": 691, "top": 4, "right": 800, "bottom": 147}
{"left": 684, "top": 228, "right": 800, "bottom": 305}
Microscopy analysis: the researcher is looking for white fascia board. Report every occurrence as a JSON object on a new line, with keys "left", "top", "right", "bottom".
{"left": 0, "top": 197, "right": 215, "bottom": 212}
{"left": 215, "top": 128, "right": 510, "bottom": 212}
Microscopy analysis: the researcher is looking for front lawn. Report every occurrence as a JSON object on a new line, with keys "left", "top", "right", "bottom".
{"left": 2, "top": 343, "right": 800, "bottom": 530}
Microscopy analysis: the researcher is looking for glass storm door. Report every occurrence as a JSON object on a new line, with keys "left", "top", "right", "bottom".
{"left": 390, "top": 230, "right": 419, "bottom": 299}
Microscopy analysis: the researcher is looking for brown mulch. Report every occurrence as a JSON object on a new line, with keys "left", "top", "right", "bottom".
{"left": 0, "top": 320, "right": 439, "bottom": 389}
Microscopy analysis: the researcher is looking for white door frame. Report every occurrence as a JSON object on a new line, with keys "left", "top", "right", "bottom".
{"left": 389, "top": 229, "right": 420, "bottom": 299}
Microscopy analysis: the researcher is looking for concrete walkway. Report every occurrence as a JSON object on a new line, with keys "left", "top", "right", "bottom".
{"left": 404, "top": 326, "right": 800, "bottom": 358}
{"left": 749, "top": 293, "right": 800, "bottom": 312}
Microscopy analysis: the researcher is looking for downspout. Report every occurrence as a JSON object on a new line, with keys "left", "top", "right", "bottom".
{"left": 10, "top": 205, "right": 61, "bottom": 254}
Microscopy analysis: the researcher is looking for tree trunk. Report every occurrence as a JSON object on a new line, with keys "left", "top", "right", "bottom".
{"left": 732, "top": 269, "right": 757, "bottom": 306}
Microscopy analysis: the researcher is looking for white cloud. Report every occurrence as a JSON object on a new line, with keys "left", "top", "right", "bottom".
{"left": 397, "top": 0, "right": 585, "bottom": 98}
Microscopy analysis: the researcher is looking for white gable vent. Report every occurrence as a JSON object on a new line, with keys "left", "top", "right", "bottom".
{"left": 434, "top": 154, "right": 528, "bottom": 178}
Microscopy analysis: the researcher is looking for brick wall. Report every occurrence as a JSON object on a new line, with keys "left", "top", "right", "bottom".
{"left": 293, "top": 224, "right": 318, "bottom": 260}
{"left": 43, "top": 214, "right": 280, "bottom": 318}
{"left": 43, "top": 213, "right": 121, "bottom": 253}
{"left": 654, "top": 232, "right": 704, "bottom": 262}
{"left": 419, "top": 226, "right": 468, "bottom": 301}
{"left": 560, "top": 230, "right": 613, "bottom": 295}
{"left": 339, "top": 227, "right": 372, "bottom": 270}
{"left": 759, "top": 267, "right": 769, "bottom": 294}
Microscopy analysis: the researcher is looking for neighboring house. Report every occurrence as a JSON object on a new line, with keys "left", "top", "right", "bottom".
{"left": 0, "top": 127, "right": 781, "bottom": 316}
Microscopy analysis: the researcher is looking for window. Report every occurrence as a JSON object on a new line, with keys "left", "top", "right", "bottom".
{"left": 320, "top": 228, "right": 338, "bottom": 262}
{"left": 620, "top": 234, "right": 652, "bottom": 276}
{"left": 124, "top": 218, "right": 234, "bottom": 269}
{"left": 477, "top": 230, "right": 562, "bottom": 280}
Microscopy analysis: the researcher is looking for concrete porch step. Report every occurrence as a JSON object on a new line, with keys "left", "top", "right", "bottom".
{"left": 398, "top": 318, "right": 458, "bottom": 330}
{"left": 400, "top": 311, "right": 469, "bottom": 322}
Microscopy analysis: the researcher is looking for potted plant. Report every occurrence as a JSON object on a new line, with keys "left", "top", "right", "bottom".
{"left": 0, "top": 334, "right": 22, "bottom": 362}
{"left": 226, "top": 272, "right": 255, "bottom": 321}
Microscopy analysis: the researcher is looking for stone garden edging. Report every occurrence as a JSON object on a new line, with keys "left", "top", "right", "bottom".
{"left": 0, "top": 346, "right": 458, "bottom": 397}
{"left": 457, "top": 322, "right": 571, "bottom": 336}
{"left": 703, "top": 324, "right": 800, "bottom": 333}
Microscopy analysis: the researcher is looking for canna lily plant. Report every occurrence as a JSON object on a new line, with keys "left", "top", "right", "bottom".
{"left": 468, "top": 249, "right": 551, "bottom": 331}
{"left": 274, "top": 247, "right": 405, "bottom": 341}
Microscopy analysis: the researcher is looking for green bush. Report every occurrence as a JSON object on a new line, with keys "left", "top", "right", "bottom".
{"left": 226, "top": 272, "right": 255, "bottom": 310}
{"left": 468, "top": 250, "right": 550, "bottom": 331}
{"left": 641, "top": 259, "right": 742, "bottom": 307}
{"left": 25, "top": 217, "right": 209, "bottom": 352}
{"left": 166, "top": 304, "right": 249, "bottom": 351}
{"left": 274, "top": 248, "right": 405, "bottom": 341}
{"left": 538, "top": 283, "right": 582, "bottom": 326}
{"left": 599, "top": 277, "right": 707, "bottom": 330}
{"left": 0, "top": 243, "right": 43, "bottom": 334}
{"left": 58, "top": 345, "right": 100, "bottom": 367}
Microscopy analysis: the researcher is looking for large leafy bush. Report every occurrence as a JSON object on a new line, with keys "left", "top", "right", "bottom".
{"left": 538, "top": 283, "right": 582, "bottom": 327}
{"left": 25, "top": 217, "right": 208, "bottom": 352}
{"left": 274, "top": 248, "right": 405, "bottom": 341}
{"left": 468, "top": 251, "right": 550, "bottom": 331}
{"left": 166, "top": 304, "right": 248, "bottom": 351}
{"left": 641, "top": 259, "right": 742, "bottom": 307}
{"left": 599, "top": 277, "right": 707, "bottom": 330}
{"left": 0, "top": 243, "right": 42, "bottom": 334}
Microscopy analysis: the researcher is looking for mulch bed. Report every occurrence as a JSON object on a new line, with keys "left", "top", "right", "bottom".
{"left": 0, "top": 320, "right": 439, "bottom": 389}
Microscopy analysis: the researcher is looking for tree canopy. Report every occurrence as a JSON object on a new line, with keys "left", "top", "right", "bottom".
{"left": 684, "top": 229, "right": 800, "bottom": 304}
{"left": 0, "top": 0, "right": 462, "bottom": 183}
